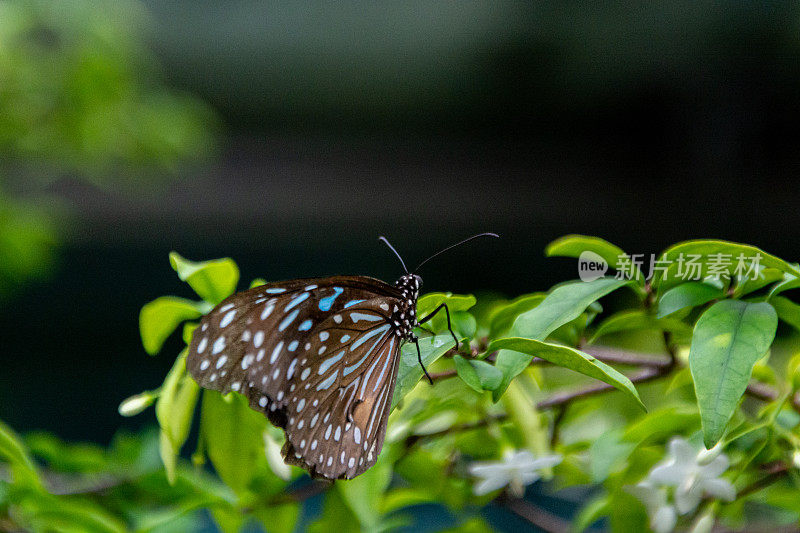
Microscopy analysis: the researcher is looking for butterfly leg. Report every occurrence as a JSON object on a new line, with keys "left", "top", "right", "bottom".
{"left": 412, "top": 335, "right": 434, "bottom": 385}
{"left": 417, "top": 303, "right": 459, "bottom": 351}
{"left": 415, "top": 324, "right": 436, "bottom": 336}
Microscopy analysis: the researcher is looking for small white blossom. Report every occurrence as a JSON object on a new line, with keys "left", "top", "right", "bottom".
{"left": 647, "top": 437, "right": 735, "bottom": 514}
{"left": 468, "top": 450, "right": 562, "bottom": 497}
{"left": 118, "top": 392, "right": 155, "bottom": 417}
{"left": 628, "top": 481, "right": 677, "bottom": 533}
{"left": 263, "top": 431, "right": 292, "bottom": 481}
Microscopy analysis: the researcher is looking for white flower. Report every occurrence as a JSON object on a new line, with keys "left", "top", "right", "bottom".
{"left": 628, "top": 481, "right": 677, "bottom": 533}
{"left": 468, "top": 450, "right": 562, "bottom": 497}
{"left": 647, "top": 437, "right": 735, "bottom": 515}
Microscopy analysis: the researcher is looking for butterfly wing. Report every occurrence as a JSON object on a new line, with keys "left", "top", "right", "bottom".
{"left": 186, "top": 276, "right": 406, "bottom": 479}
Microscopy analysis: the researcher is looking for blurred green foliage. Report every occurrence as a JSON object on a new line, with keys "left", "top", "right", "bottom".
{"left": 0, "top": 0, "right": 217, "bottom": 295}
{"left": 0, "top": 0, "right": 216, "bottom": 179}
{"left": 4, "top": 236, "right": 800, "bottom": 532}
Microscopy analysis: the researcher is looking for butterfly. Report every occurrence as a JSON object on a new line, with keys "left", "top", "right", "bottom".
{"left": 186, "top": 233, "right": 497, "bottom": 480}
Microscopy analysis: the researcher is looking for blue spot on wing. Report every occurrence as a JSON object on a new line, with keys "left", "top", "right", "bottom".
{"left": 319, "top": 287, "right": 344, "bottom": 311}
{"left": 344, "top": 299, "right": 366, "bottom": 308}
{"left": 265, "top": 287, "right": 286, "bottom": 294}
{"left": 298, "top": 319, "right": 313, "bottom": 331}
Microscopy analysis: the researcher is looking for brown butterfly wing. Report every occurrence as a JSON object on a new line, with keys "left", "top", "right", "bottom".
{"left": 186, "top": 276, "right": 405, "bottom": 479}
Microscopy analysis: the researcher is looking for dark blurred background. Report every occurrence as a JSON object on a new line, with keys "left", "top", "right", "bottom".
{"left": 2, "top": 1, "right": 799, "bottom": 449}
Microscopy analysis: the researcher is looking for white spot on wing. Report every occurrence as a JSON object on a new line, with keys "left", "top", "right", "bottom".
{"left": 212, "top": 337, "right": 226, "bottom": 354}
{"left": 219, "top": 310, "right": 237, "bottom": 328}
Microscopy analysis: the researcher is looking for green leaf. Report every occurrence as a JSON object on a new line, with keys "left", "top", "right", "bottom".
{"left": 337, "top": 449, "right": 393, "bottom": 530}
{"left": 139, "top": 296, "right": 205, "bottom": 355}
{"left": 182, "top": 322, "right": 198, "bottom": 345}
{"left": 589, "top": 309, "right": 690, "bottom": 343}
{"left": 210, "top": 506, "right": 244, "bottom": 533}
{"left": 770, "top": 296, "right": 800, "bottom": 331}
{"left": 454, "top": 311, "right": 477, "bottom": 338}
{"left": 589, "top": 430, "right": 634, "bottom": 483}
{"left": 309, "top": 490, "right": 361, "bottom": 533}
{"left": 22, "top": 494, "right": 128, "bottom": 533}
{"left": 488, "top": 338, "right": 645, "bottom": 410}
{"left": 416, "top": 292, "right": 476, "bottom": 333}
{"left": 511, "top": 278, "right": 630, "bottom": 341}
{"left": 572, "top": 495, "right": 609, "bottom": 533}
{"left": 417, "top": 292, "right": 476, "bottom": 316}
{"left": 488, "top": 293, "right": 545, "bottom": 337}
{"left": 254, "top": 503, "right": 300, "bottom": 533}
{"left": 610, "top": 489, "right": 649, "bottom": 533}
{"left": 453, "top": 355, "right": 502, "bottom": 392}
{"left": 0, "top": 419, "right": 42, "bottom": 489}
{"left": 155, "top": 351, "right": 200, "bottom": 483}
{"left": 657, "top": 282, "right": 724, "bottom": 318}
{"left": 689, "top": 300, "right": 778, "bottom": 447}
{"left": 169, "top": 252, "right": 240, "bottom": 305}
{"left": 767, "top": 272, "right": 800, "bottom": 300}
{"left": 546, "top": 234, "right": 645, "bottom": 284}
{"left": 622, "top": 406, "right": 699, "bottom": 444}
{"left": 200, "top": 390, "right": 269, "bottom": 494}
{"left": 392, "top": 334, "right": 455, "bottom": 409}
{"left": 502, "top": 381, "right": 551, "bottom": 461}
{"left": 652, "top": 240, "right": 800, "bottom": 290}
{"left": 491, "top": 349, "right": 533, "bottom": 402}
{"left": 735, "top": 266, "right": 784, "bottom": 297}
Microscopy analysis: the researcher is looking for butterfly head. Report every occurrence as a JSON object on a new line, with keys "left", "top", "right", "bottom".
{"left": 395, "top": 273, "right": 422, "bottom": 300}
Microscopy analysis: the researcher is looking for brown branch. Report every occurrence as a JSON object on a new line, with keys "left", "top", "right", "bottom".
{"left": 535, "top": 366, "right": 664, "bottom": 410}
{"left": 744, "top": 382, "right": 800, "bottom": 415}
{"left": 241, "top": 480, "right": 332, "bottom": 512}
{"left": 736, "top": 462, "right": 790, "bottom": 499}
{"left": 429, "top": 369, "right": 457, "bottom": 382}
{"left": 495, "top": 492, "right": 570, "bottom": 533}
{"left": 745, "top": 381, "right": 778, "bottom": 402}
{"left": 580, "top": 345, "right": 672, "bottom": 368}
{"left": 407, "top": 414, "right": 509, "bottom": 444}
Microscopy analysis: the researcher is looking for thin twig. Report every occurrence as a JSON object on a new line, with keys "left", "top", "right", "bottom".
{"left": 496, "top": 492, "right": 570, "bottom": 533}
{"left": 744, "top": 382, "right": 800, "bottom": 414}
{"left": 429, "top": 369, "right": 457, "bottom": 382}
{"left": 409, "top": 414, "right": 508, "bottom": 443}
{"left": 535, "top": 366, "right": 664, "bottom": 410}
{"left": 580, "top": 345, "right": 672, "bottom": 368}
{"left": 736, "top": 462, "right": 790, "bottom": 499}
{"left": 745, "top": 381, "right": 778, "bottom": 402}
{"left": 243, "top": 480, "right": 331, "bottom": 512}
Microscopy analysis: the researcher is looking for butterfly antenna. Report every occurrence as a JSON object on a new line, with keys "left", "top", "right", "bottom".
{"left": 378, "top": 236, "right": 409, "bottom": 274}
{"left": 414, "top": 232, "right": 499, "bottom": 273}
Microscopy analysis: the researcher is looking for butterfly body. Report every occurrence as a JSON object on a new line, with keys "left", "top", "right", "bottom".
{"left": 187, "top": 273, "right": 423, "bottom": 480}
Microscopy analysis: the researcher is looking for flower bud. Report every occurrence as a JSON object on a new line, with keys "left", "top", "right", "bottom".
{"left": 697, "top": 441, "right": 723, "bottom": 466}
{"left": 118, "top": 392, "right": 155, "bottom": 417}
